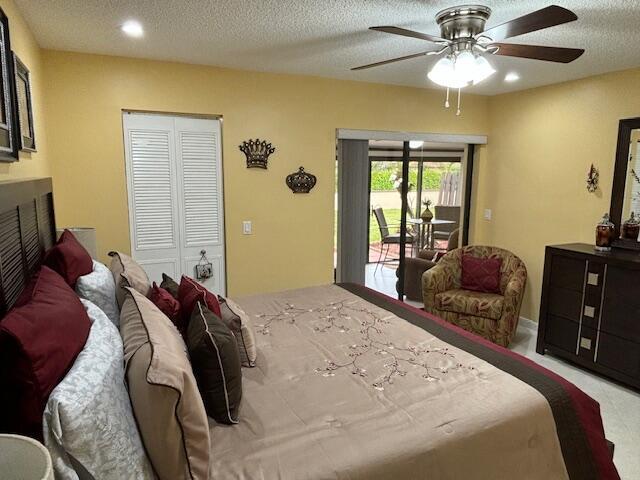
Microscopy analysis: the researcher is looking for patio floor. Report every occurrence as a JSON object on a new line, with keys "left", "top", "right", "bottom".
{"left": 367, "top": 240, "right": 447, "bottom": 264}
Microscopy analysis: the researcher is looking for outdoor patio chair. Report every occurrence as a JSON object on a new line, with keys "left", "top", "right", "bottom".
{"left": 372, "top": 207, "right": 415, "bottom": 274}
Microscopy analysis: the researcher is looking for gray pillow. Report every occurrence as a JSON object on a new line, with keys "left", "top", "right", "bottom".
{"left": 75, "top": 260, "right": 119, "bottom": 326}
{"left": 160, "top": 273, "right": 179, "bottom": 299}
{"left": 43, "top": 299, "right": 154, "bottom": 480}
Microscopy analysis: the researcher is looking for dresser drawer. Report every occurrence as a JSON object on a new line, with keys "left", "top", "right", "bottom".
{"left": 549, "top": 255, "right": 585, "bottom": 292}
{"left": 547, "top": 287, "right": 583, "bottom": 322}
{"left": 601, "top": 266, "right": 640, "bottom": 343}
{"left": 596, "top": 332, "right": 640, "bottom": 379}
{"left": 544, "top": 315, "right": 579, "bottom": 354}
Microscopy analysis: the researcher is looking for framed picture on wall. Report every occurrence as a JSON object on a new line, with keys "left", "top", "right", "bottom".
{"left": 0, "top": 7, "right": 18, "bottom": 161}
{"left": 13, "top": 54, "right": 35, "bottom": 151}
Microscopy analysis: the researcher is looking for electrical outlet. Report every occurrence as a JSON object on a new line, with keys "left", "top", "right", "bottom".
{"left": 243, "top": 221, "right": 252, "bottom": 235}
{"left": 484, "top": 209, "right": 492, "bottom": 220}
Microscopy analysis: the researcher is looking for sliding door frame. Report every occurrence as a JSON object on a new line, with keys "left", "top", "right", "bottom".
{"left": 336, "top": 129, "right": 487, "bottom": 301}
{"left": 397, "top": 141, "right": 410, "bottom": 300}
{"left": 462, "top": 144, "right": 475, "bottom": 246}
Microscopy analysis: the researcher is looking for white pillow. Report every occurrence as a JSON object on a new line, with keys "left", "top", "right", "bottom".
{"left": 75, "top": 260, "right": 119, "bottom": 326}
{"left": 43, "top": 299, "right": 154, "bottom": 480}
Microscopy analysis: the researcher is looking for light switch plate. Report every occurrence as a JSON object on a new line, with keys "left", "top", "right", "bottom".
{"left": 242, "top": 220, "right": 252, "bottom": 235}
{"left": 587, "top": 272, "right": 599, "bottom": 286}
{"left": 484, "top": 209, "right": 492, "bottom": 220}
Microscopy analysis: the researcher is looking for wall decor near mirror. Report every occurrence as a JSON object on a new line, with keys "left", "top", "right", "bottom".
{"left": 13, "top": 54, "right": 35, "bottom": 151}
{"left": 586, "top": 163, "right": 599, "bottom": 193}
{"left": 0, "top": 7, "right": 18, "bottom": 161}
{"left": 239, "top": 138, "right": 275, "bottom": 169}
{"left": 286, "top": 166, "right": 317, "bottom": 193}
{"left": 609, "top": 119, "right": 640, "bottom": 250}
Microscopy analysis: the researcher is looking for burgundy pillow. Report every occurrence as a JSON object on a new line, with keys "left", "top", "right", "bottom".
{"left": 43, "top": 229, "right": 93, "bottom": 287}
{"left": 461, "top": 254, "right": 503, "bottom": 294}
{"left": 0, "top": 266, "right": 91, "bottom": 440}
{"left": 178, "top": 276, "right": 221, "bottom": 333}
{"left": 150, "top": 282, "right": 181, "bottom": 327}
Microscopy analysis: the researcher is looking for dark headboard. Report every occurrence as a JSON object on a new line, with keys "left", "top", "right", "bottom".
{"left": 0, "top": 178, "right": 56, "bottom": 316}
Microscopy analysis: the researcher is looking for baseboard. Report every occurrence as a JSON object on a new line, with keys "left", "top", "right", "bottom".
{"left": 518, "top": 316, "right": 538, "bottom": 332}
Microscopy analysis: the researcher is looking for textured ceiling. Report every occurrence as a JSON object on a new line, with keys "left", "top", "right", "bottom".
{"left": 14, "top": 0, "right": 640, "bottom": 95}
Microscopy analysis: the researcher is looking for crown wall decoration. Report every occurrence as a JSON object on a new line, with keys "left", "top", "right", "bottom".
{"left": 239, "top": 139, "right": 275, "bottom": 169}
{"left": 286, "top": 166, "right": 317, "bottom": 194}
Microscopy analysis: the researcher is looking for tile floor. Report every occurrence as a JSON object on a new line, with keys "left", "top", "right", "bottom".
{"left": 365, "top": 263, "right": 640, "bottom": 479}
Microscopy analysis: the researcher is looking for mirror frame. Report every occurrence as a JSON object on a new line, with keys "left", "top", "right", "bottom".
{"left": 610, "top": 117, "right": 640, "bottom": 250}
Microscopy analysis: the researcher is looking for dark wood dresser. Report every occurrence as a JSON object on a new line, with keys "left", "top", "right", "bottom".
{"left": 537, "top": 243, "right": 640, "bottom": 389}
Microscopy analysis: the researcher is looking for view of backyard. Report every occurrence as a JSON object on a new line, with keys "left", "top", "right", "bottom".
{"left": 334, "top": 160, "right": 460, "bottom": 266}
{"left": 367, "top": 161, "right": 460, "bottom": 263}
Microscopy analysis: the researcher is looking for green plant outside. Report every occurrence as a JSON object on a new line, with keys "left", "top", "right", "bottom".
{"left": 370, "top": 162, "right": 460, "bottom": 192}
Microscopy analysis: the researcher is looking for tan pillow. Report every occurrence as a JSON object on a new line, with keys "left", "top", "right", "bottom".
{"left": 109, "top": 251, "right": 151, "bottom": 308}
{"left": 120, "top": 288, "right": 210, "bottom": 480}
{"left": 218, "top": 296, "right": 257, "bottom": 367}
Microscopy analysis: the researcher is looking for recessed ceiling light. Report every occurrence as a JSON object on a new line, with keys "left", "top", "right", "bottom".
{"left": 121, "top": 20, "right": 144, "bottom": 38}
{"left": 504, "top": 72, "right": 520, "bottom": 83}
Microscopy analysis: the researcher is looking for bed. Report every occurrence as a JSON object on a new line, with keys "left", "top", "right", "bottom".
{"left": 0, "top": 178, "right": 620, "bottom": 479}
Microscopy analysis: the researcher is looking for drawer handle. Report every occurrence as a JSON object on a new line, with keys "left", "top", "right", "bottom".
{"left": 587, "top": 273, "right": 599, "bottom": 286}
{"left": 583, "top": 305, "right": 595, "bottom": 318}
{"left": 580, "top": 337, "right": 592, "bottom": 350}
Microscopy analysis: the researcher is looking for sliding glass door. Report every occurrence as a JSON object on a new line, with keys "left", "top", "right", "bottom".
{"left": 336, "top": 135, "right": 476, "bottom": 304}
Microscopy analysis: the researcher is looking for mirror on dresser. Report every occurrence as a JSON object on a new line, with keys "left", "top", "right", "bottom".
{"left": 610, "top": 117, "right": 640, "bottom": 250}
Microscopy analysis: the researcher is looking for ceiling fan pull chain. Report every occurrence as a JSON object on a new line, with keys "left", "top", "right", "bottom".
{"left": 456, "top": 88, "right": 462, "bottom": 116}
{"left": 444, "top": 88, "right": 450, "bottom": 108}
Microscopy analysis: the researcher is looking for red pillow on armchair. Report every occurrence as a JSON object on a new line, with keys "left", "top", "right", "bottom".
{"left": 461, "top": 254, "right": 502, "bottom": 294}
{"left": 0, "top": 266, "right": 91, "bottom": 440}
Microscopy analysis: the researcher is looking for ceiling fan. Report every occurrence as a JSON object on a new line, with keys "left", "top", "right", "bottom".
{"left": 352, "top": 4, "right": 584, "bottom": 114}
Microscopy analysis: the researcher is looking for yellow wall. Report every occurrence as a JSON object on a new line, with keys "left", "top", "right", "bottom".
{"left": 0, "top": 0, "right": 48, "bottom": 180}
{"left": 33, "top": 34, "right": 640, "bottom": 314}
{"left": 471, "top": 67, "right": 640, "bottom": 321}
{"left": 42, "top": 50, "right": 489, "bottom": 297}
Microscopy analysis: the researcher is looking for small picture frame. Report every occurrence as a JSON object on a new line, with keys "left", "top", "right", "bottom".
{"left": 13, "top": 53, "right": 35, "bottom": 152}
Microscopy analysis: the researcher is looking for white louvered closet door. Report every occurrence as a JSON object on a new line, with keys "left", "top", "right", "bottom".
{"left": 175, "top": 116, "right": 225, "bottom": 295}
{"left": 123, "top": 113, "right": 225, "bottom": 295}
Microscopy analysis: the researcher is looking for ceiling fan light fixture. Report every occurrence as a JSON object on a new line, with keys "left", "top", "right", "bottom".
{"left": 427, "top": 56, "right": 469, "bottom": 89}
{"left": 355, "top": 5, "right": 582, "bottom": 116}
{"left": 453, "top": 50, "right": 477, "bottom": 82}
{"left": 472, "top": 55, "right": 496, "bottom": 85}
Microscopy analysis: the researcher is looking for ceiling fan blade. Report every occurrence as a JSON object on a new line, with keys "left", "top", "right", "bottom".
{"left": 370, "top": 26, "right": 447, "bottom": 44}
{"left": 490, "top": 43, "right": 584, "bottom": 63}
{"left": 482, "top": 5, "right": 578, "bottom": 41}
{"left": 351, "top": 51, "right": 432, "bottom": 71}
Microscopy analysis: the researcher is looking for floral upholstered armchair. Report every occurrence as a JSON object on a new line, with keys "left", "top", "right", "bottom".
{"left": 422, "top": 246, "right": 527, "bottom": 348}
